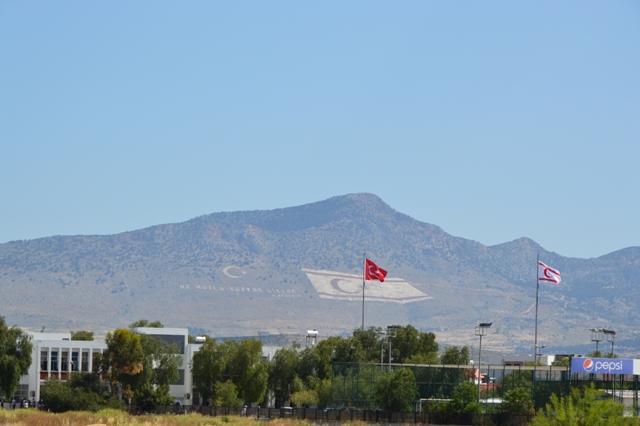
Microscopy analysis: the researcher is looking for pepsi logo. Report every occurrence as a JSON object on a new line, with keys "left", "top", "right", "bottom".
{"left": 582, "top": 358, "right": 594, "bottom": 372}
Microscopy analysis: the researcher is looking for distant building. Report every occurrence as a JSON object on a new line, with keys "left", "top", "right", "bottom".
{"left": 18, "top": 331, "right": 107, "bottom": 402}
{"left": 131, "top": 327, "right": 195, "bottom": 405}
{"left": 19, "top": 327, "right": 196, "bottom": 405}
{"left": 17, "top": 326, "right": 277, "bottom": 406}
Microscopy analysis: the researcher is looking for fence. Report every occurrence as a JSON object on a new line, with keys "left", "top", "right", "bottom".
{"left": 130, "top": 405, "right": 531, "bottom": 425}
{"left": 331, "top": 361, "right": 640, "bottom": 411}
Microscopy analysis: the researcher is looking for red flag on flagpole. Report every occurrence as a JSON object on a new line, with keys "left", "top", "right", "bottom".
{"left": 364, "top": 258, "right": 387, "bottom": 282}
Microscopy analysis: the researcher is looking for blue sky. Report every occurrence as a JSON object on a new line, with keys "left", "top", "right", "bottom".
{"left": 1, "top": 1, "right": 638, "bottom": 258}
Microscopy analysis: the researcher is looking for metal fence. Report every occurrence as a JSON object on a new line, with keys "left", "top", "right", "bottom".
{"left": 331, "top": 362, "right": 640, "bottom": 411}
{"left": 131, "top": 405, "right": 531, "bottom": 425}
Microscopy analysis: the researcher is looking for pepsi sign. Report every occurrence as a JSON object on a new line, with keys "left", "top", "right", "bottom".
{"left": 570, "top": 357, "right": 634, "bottom": 375}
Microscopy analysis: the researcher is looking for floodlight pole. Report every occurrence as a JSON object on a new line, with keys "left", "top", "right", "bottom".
{"left": 477, "top": 332, "right": 483, "bottom": 406}
{"left": 475, "top": 322, "right": 492, "bottom": 409}
{"left": 603, "top": 329, "right": 616, "bottom": 357}
{"left": 591, "top": 328, "right": 603, "bottom": 355}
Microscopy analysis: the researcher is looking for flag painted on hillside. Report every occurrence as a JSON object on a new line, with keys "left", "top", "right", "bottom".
{"left": 302, "top": 269, "right": 431, "bottom": 304}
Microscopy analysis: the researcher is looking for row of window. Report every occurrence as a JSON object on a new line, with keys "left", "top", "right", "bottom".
{"left": 39, "top": 349, "right": 102, "bottom": 373}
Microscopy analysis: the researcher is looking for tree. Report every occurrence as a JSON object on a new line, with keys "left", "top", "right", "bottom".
{"left": 269, "top": 347, "right": 300, "bottom": 407}
{"left": 131, "top": 334, "right": 179, "bottom": 408}
{"left": 129, "top": 320, "right": 163, "bottom": 328}
{"left": 214, "top": 380, "right": 243, "bottom": 408}
{"left": 449, "top": 381, "right": 479, "bottom": 415}
{"left": 390, "top": 325, "right": 438, "bottom": 363}
{"left": 290, "top": 388, "right": 319, "bottom": 407}
{"left": 102, "top": 328, "right": 144, "bottom": 401}
{"left": 226, "top": 340, "right": 268, "bottom": 404}
{"left": 375, "top": 367, "right": 417, "bottom": 412}
{"left": 192, "top": 339, "right": 225, "bottom": 405}
{"left": 103, "top": 329, "right": 144, "bottom": 377}
{"left": 310, "top": 377, "right": 333, "bottom": 408}
{"left": 0, "top": 316, "right": 32, "bottom": 399}
{"left": 71, "top": 330, "right": 94, "bottom": 341}
{"left": 331, "top": 336, "right": 365, "bottom": 364}
{"left": 532, "top": 385, "right": 627, "bottom": 426}
{"left": 192, "top": 339, "right": 267, "bottom": 406}
{"left": 502, "top": 388, "right": 534, "bottom": 417}
{"left": 441, "top": 346, "right": 470, "bottom": 365}
{"left": 552, "top": 356, "right": 570, "bottom": 367}
{"left": 297, "top": 347, "right": 321, "bottom": 384}
{"left": 352, "top": 327, "right": 383, "bottom": 362}
{"left": 40, "top": 373, "right": 119, "bottom": 412}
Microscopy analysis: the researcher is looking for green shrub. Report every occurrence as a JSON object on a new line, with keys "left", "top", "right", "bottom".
{"left": 502, "top": 387, "right": 534, "bottom": 416}
{"left": 290, "top": 388, "right": 319, "bottom": 407}
{"left": 214, "top": 380, "right": 243, "bottom": 408}
{"left": 375, "top": 368, "right": 416, "bottom": 412}
{"left": 449, "top": 381, "right": 480, "bottom": 415}
{"left": 532, "top": 385, "right": 631, "bottom": 426}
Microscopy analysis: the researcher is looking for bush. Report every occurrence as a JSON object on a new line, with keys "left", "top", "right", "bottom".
{"left": 133, "top": 383, "right": 173, "bottom": 411}
{"left": 290, "top": 389, "right": 319, "bottom": 407}
{"left": 502, "top": 388, "right": 534, "bottom": 416}
{"left": 375, "top": 368, "right": 417, "bottom": 412}
{"left": 41, "top": 374, "right": 120, "bottom": 412}
{"left": 214, "top": 380, "right": 243, "bottom": 408}
{"left": 449, "top": 381, "right": 480, "bottom": 415}
{"left": 532, "top": 385, "right": 630, "bottom": 426}
{"left": 41, "top": 380, "right": 107, "bottom": 412}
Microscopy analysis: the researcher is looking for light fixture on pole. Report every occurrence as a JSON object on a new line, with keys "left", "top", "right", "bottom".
{"left": 387, "top": 325, "right": 401, "bottom": 369}
{"left": 305, "top": 329, "right": 318, "bottom": 347}
{"left": 590, "top": 328, "right": 603, "bottom": 355}
{"left": 535, "top": 345, "right": 546, "bottom": 365}
{"left": 475, "top": 322, "right": 492, "bottom": 407}
{"left": 602, "top": 329, "right": 616, "bottom": 357}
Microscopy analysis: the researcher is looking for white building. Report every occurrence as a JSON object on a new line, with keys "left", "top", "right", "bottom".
{"left": 132, "top": 327, "right": 195, "bottom": 405}
{"left": 18, "top": 327, "right": 197, "bottom": 405}
{"left": 17, "top": 331, "right": 107, "bottom": 402}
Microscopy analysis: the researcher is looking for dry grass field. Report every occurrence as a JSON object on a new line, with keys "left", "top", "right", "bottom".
{"left": 0, "top": 409, "right": 362, "bottom": 426}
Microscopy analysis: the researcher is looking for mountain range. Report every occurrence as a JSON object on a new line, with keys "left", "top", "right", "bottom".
{"left": 1, "top": 193, "right": 638, "bottom": 354}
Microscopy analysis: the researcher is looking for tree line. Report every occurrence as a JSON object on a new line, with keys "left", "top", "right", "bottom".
{"left": 0, "top": 317, "right": 466, "bottom": 412}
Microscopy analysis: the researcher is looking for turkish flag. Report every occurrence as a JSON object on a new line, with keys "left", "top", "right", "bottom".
{"left": 364, "top": 258, "right": 388, "bottom": 283}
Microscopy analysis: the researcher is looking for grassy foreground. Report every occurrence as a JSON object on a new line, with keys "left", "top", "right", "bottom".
{"left": 0, "top": 409, "right": 352, "bottom": 426}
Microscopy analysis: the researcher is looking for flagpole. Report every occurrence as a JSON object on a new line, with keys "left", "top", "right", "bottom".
{"left": 533, "top": 253, "right": 540, "bottom": 400}
{"left": 534, "top": 253, "right": 540, "bottom": 362}
{"left": 362, "top": 253, "right": 366, "bottom": 330}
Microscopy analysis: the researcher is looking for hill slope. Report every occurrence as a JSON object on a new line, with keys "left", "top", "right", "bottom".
{"left": 1, "top": 193, "right": 638, "bottom": 352}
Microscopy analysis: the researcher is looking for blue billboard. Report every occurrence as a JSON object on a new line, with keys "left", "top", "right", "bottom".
{"left": 570, "top": 357, "right": 635, "bottom": 375}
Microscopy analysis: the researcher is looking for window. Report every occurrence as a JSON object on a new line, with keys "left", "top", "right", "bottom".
{"left": 171, "top": 369, "right": 185, "bottom": 385}
{"left": 61, "top": 350, "right": 69, "bottom": 371}
{"left": 92, "top": 351, "right": 101, "bottom": 373}
{"left": 71, "top": 351, "right": 79, "bottom": 372}
{"left": 50, "top": 351, "right": 59, "bottom": 372}
{"left": 81, "top": 350, "right": 89, "bottom": 372}
{"left": 40, "top": 350, "right": 48, "bottom": 371}
{"left": 146, "top": 334, "right": 185, "bottom": 354}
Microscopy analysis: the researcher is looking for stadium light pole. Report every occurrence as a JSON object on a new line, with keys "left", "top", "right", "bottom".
{"left": 387, "top": 325, "right": 400, "bottom": 370}
{"left": 590, "top": 328, "right": 603, "bottom": 355}
{"left": 603, "top": 329, "right": 616, "bottom": 357}
{"left": 535, "top": 345, "right": 546, "bottom": 365}
{"left": 475, "top": 322, "right": 492, "bottom": 408}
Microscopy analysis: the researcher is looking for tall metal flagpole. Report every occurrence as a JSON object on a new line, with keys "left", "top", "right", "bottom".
{"left": 534, "top": 253, "right": 540, "bottom": 362}
{"left": 533, "top": 253, "right": 540, "bottom": 398}
{"left": 362, "top": 253, "right": 366, "bottom": 330}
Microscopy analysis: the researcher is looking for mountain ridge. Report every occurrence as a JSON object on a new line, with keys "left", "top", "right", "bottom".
{"left": 1, "top": 193, "right": 638, "bottom": 353}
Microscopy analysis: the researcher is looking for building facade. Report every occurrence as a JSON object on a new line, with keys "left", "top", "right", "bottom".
{"left": 132, "top": 327, "right": 195, "bottom": 405}
{"left": 18, "top": 327, "right": 198, "bottom": 405}
{"left": 18, "top": 332, "right": 107, "bottom": 402}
